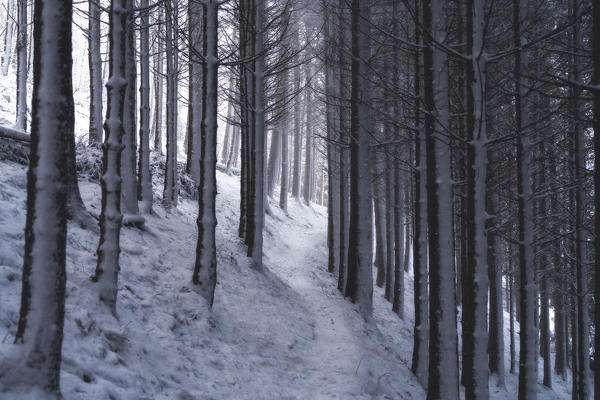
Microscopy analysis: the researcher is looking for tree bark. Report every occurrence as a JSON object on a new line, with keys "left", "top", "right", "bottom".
{"left": 93, "top": 0, "right": 128, "bottom": 315}
{"left": 138, "top": 0, "right": 152, "bottom": 214}
{"left": 423, "top": 0, "right": 459, "bottom": 397}
{"left": 15, "top": 0, "right": 27, "bottom": 131}
{"left": 9, "top": 0, "right": 72, "bottom": 393}
{"left": 193, "top": 0, "right": 218, "bottom": 306}
{"left": 346, "top": 0, "right": 373, "bottom": 320}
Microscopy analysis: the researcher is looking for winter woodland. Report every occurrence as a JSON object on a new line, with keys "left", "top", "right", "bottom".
{"left": 0, "top": 0, "right": 598, "bottom": 399}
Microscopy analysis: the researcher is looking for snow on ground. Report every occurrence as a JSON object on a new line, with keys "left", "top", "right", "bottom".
{"left": 0, "top": 155, "right": 575, "bottom": 399}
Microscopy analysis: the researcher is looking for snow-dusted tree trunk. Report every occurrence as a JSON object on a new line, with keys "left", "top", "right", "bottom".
{"left": 1, "top": 0, "right": 14, "bottom": 76}
{"left": 5, "top": 1, "right": 72, "bottom": 394}
{"left": 373, "top": 152, "right": 387, "bottom": 289}
{"left": 153, "top": 9, "right": 163, "bottom": 153}
{"left": 251, "top": 0, "right": 265, "bottom": 269}
{"left": 189, "top": 1, "right": 203, "bottom": 184}
{"left": 93, "top": 0, "right": 128, "bottom": 314}
{"left": 163, "top": 1, "right": 178, "bottom": 208}
{"left": 279, "top": 69, "right": 290, "bottom": 212}
{"left": 221, "top": 98, "right": 234, "bottom": 165}
{"left": 88, "top": 0, "right": 102, "bottom": 143}
{"left": 391, "top": 155, "right": 404, "bottom": 317}
{"left": 514, "top": 1, "right": 537, "bottom": 398}
{"left": 384, "top": 150, "right": 395, "bottom": 301}
{"left": 593, "top": 1, "right": 600, "bottom": 398}
{"left": 487, "top": 187, "right": 504, "bottom": 385}
{"left": 193, "top": 0, "right": 218, "bottom": 306}
{"left": 120, "top": 0, "right": 140, "bottom": 218}
{"left": 569, "top": 2, "right": 590, "bottom": 396}
{"left": 303, "top": 60, "right": 313, "bottom": 205}
{"left": 463, "top": 0, "right": 489, "bottom": 397}
{"left": 137, "top": 0, "right": 152, "bottom": 215}
{"left": 346, "top": 0, "right": 373, "bottom": 319}
{"left": 324, "top": 0, "right": 339, "bottom": 272}
{"left": 411, "top": 105, "right": 429, "bottom": 386}
{"left": 291, "top": 26, "right": 302, "bottom": 199}
{"left": 15, "top": 0, "right": 26, "bottom": 131}
{"left": 227, "top": 124, "right": 240, "bottom": 174}
{"left": 267, "top": 128, "right": 281, "bottom": 198}
{"left": 423, "top": 0, "right": 459, "bottom": 397}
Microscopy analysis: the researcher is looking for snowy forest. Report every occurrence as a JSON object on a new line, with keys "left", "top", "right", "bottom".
{"left": 0, "top": 0, "right": 598, "bottom": 399}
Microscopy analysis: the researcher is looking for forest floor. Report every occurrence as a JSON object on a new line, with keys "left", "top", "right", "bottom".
{"left": 0, "top": 151, "right": 575, "bottom": 399}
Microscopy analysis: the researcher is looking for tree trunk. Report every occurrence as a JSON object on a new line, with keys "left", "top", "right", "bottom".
{"left": 193, "top": 0, "right": 218, "bottom": 306}
{"left": 1, "top": 0, "right": 15, "bottom": 76}
{"left": 137, "top": 0, "right": 152, "bottom": 214}
{"left": 373, "top": 155, "right": 387, "bottom": 289}
{"left": 411, "top": 0, "right": 428, "bottom": 384}
{"left": 392, "top": 155, "right": 404, "bottom": 318}
{"left": 9, "top": 1, "right": 72, "bottom": 393}
{"left": 346, "top": 0, "right": 373, "bottom": 320}
{"left": 423, "top": 0, "right": 459, "bottom": 397}
{"left": 120, "top": 0, "right": 140, "bottom": 218}
{"left": 487, "top": 188, "right": 505, "bottom": 386}
{"left": 291, "top": 27, "right": 302, "bottom": 199}
{"left": 250, "top": 0, "right": 265, "bottom": 269}
{"left": 267, "top": 129, "right": 281, "bottom": 198}
{"left": 463, "top": 0, "right": 490, "bottom": 396}
{"left": 163, "top": 1, "right": 178, "bottom": 208}
{"left": 303, "top": 60, "right": 313, "bottom": 205}
{"left": 221, "top": 98, "right": 234, "bottom": 165}
{"left": 514, "top": 1, "right": 537, "bottom": 397}
{"left": 592, "top": 0, "right": 600, "bottom": 397}
{"left": 88, "top": 0, "right": 102, "bottom": 143}
{"left": 93, "top": 0, "right": 128, "bottom": 315}
{"left": 15, "top": 0, "right": 27, "bottom": 131}
{"left": 153, "top": 9, "right": 163, "bottom": 153}
{"left": 279, "top": 69, "right": 290, "bottom": 211}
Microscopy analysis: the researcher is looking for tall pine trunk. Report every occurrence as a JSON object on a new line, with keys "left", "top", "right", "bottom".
{"left": 346, "top": 0, "right": 373, "bottom": 320}
{"left": 138, "top": 0, "right": 152, "bottom": 214}
{"left": 93, "top": 0, "right": 128, "bottom": 315}
{"left": 423, "top": 0, "right": 459, "bottom": 397}
{"left": 15, "top": 0, "right": 26, "bottom": 131}
{"left": 88, "top": 0, "right": 102, "bottom": 143}
{"left": 7, "top": 0, "right": 72, "bottom": 393}
{"left": 514, "top": 1, "right": 537, "bottom": 397}
{"left": 193, "top": 0, "right": 218, "bottom": 306}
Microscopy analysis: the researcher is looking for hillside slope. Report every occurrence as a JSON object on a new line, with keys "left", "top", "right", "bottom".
{"left": 0, "top": 155, "right": 572, "bottom": 399}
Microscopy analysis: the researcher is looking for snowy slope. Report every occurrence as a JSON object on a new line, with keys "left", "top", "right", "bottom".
{"left": 0, "top": 155, "right": 575, "bottom": 400}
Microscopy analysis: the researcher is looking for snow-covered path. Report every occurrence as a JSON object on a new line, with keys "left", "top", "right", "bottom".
{"left": 265, "top": 204, "right": 370, "bottom": 398}
{"left": 261, "top": 200, "right": 425, "bottom": 400}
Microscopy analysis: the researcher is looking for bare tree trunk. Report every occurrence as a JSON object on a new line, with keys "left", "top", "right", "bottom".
{"left": 162, "top": 1, "right": 178, "bottom": 208}
{"left": 120, "top": 0, "right": 140, "bottom": 219}
{"left": 7, "top": 1, "right": 72, "bottom": 393}
{"left": 88, "top": 0, "right": 102, "bottom": 143}
{"left": 346, "top": 0, "right": 373, "bottom": 319}
{"left": 93, "top": 0, "right": 128, "bottom": 315}
{"left": 514, "top": 1, "right": 537, "bottom": 397}
{"left": 291, "top": 27, "right": 302, "bottom": 199}
{"left": 1, "top": 0, "right": 15, "bottom": 76}
{"left": 193, "top": 0, "right": 218, "bottom": 306}
{"left": 411, "top": 0, "right": 428, "bottom": 385}
{"left": 279, "top": 70, "right": 290, "bottom": 211}
{"left": 153, "top": 9, "right": 163, "bottom": 153}
{"left": 15, "top": 0, "right": 26, "bottom": 131}
{"left": 267, "top": 128, "right": 281, "bottom": 198}
{"left": 303, "top": 61, "right": 313, "bottom": 205}
{"left": 592, "top": 1, "right": 600, "bottom": 397}
{"left": 188, "top": 1, "right": 203, "bottom": 183}
{"left": 138, "top": 0, "right": 152, "bottom": 214}
{"left": 423, "top": 0, "right": 459, "bottom": 397}
{"left": 221, "top": 97, "right": 234, "bottom": 165}
{"left": 250, "top": 0, "right": 265, "bottom": 269}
